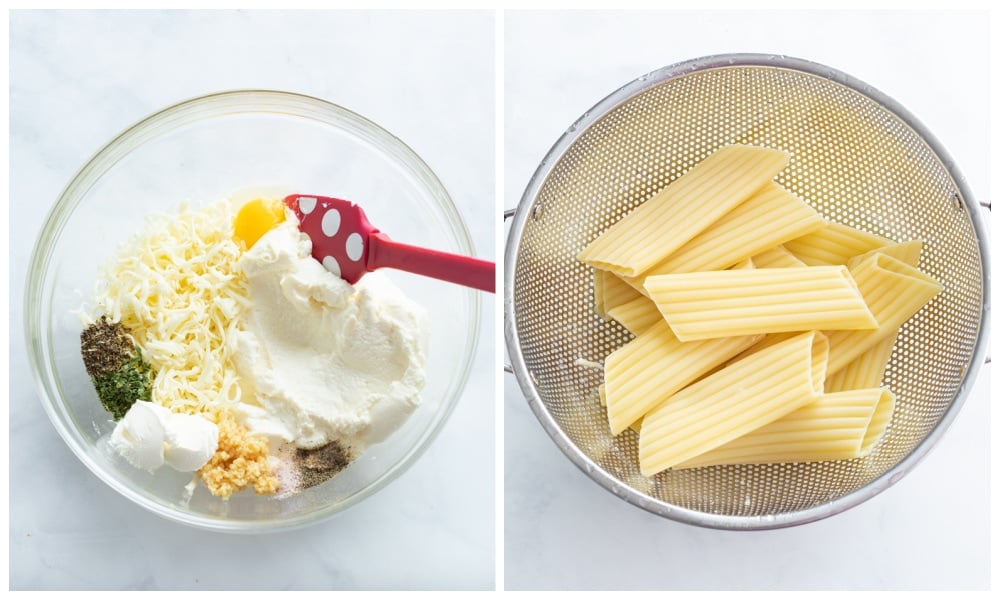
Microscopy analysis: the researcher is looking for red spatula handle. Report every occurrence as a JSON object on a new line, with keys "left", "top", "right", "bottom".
{"left": 369, "top": 232, "right": 495, "bottom": 293}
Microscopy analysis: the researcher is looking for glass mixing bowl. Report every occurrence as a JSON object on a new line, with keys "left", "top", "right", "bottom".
{"left": 24, "top": 90, "right": 481, "bottom": 533}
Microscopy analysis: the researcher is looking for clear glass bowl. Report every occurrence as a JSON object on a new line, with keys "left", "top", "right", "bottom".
{"left": 24, "top": 90, "right": 481, "bottom": 533}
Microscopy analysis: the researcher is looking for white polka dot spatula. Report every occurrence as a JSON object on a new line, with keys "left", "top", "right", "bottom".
{"left": 284, "top": 194, "right": 495, "bottom": 293}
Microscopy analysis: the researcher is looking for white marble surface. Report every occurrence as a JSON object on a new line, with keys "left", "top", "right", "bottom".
{"left": 504, "top": 10, "right": 991, "bottom": 590}
{"left": 9, "top": 10, "right": 494, "bottom": 590}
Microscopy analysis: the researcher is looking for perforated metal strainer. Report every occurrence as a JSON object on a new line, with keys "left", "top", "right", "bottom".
{"left": 503, "top": 54, "right": 990, "bottom": 530}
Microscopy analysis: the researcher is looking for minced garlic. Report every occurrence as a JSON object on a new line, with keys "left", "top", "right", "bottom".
{"left": 198, "top": 411, "right": 278, "bottom": 498}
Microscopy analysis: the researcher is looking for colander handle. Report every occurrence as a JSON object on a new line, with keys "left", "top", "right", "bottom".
{"left": 503, "top": 208, "right": 515, "bottom": 374}
{"left": 977, "top": 201, "right": 990, "bottom": 364}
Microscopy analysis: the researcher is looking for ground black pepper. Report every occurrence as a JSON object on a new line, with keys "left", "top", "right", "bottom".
{"left": 296, "top": 441, "right": 353, "bottom": 489}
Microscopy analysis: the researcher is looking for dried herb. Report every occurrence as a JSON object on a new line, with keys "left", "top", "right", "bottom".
{"left": 80, "top": 317, "right": 154, "bottom": 420}
{"left": 296, "top": 441, "right": 352, "bottom": 489}
{"left": 81, "top": 316, "right": 134, "bottom": 379}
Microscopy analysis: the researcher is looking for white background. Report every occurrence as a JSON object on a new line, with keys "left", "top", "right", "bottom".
{"left": 504, "top": 10, "right": 991, "bottom": 590}
{"left": 9, "top": 10, "right": 495, "bottom": 590}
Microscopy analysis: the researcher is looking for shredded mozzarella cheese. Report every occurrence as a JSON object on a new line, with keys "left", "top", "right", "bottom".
{"left": 93, "top": 200, "right": 251, "bottom": 420}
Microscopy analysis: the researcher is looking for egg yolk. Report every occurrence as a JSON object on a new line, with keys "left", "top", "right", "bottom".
{"left": 234, "top": 198, "right": 286, "bottom": 250}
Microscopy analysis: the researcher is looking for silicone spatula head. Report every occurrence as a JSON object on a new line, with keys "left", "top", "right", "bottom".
{"left": 283, "top": 194, "right": 495, "bottom": 292}
{"left": 284, "top": 194, "right": 375, "bottom": 284}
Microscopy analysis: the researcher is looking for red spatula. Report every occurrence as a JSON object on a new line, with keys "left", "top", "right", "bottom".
{"left": 284, "top": 194, "right": 494, "bottom": 293}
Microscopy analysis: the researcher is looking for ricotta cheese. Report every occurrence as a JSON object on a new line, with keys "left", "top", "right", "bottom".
{"left": 232, "top": 219, "right": 429, "bottom": 453}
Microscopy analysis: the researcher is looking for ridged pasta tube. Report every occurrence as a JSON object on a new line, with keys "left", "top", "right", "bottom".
{"left": 622, "top": 182, "right": 823, "bottom": 293}
{"left": 674, "top": 387, "right": 895, "bottom": 469}
{"left": 578, "top": 145, "right": 789, "bottom": 277}
{"left": 826, "top": 253, "right": 941, "bottom": 376}
{"left": 824, "top": 334, "right": 897, "bottom": 392}
{"left": 784, "top": 221, "right": 893, "bottom": 266}
{"left": 605, "top": 295, "right": 662, "bottom": 336}
{"left": 847, "top": 240, "right": 923, "bottom": 270}
{"left": 604, "top": 320, "right": 760, "bottom": 435}
{"left": 594, "top": 268, "right": 643, "bottom": 318}
{"left": 750, "top": 244, "right": 806, "bottom": 268}
{"left": 639, "top": 331, "right": 828, "bottom": 476}
{"left": 644, "top": 266, "right": 877, "bottom": 341}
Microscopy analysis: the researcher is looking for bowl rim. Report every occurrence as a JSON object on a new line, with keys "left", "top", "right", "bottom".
{"left": 503, "top": 52, "right": 991, "bottom": 530}
{"left": 25, "top": 88, "right": 482, "bottom": 533}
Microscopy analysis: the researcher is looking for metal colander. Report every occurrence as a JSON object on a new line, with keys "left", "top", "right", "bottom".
{"left": 503, "top": 54, "right": 990, "bottom": 530}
